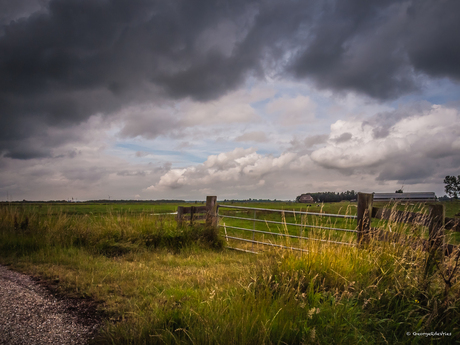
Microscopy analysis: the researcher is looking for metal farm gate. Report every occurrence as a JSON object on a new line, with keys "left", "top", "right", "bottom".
{"left": 217, "top": 204, "right": 358, "bottom": 254}
{"left": 175, "top": 193, "right": 448, "bottom": 255}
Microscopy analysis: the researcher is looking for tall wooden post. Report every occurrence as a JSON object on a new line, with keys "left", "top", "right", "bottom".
{"left": 428, "top": 204, "right": 445, "bottom": 253}
{"left": 206, "top": 196, "right": 218, "bottom": 228}
{"left": 357, "top": 193, "right": 373, "bottom": 245}
{"left": 423, "top": 203, "right": 445, "bottom": 280}
{"left": 190, "top": 206, "right": 196, "bottom": 226}
{"left": 176, "top": 206, "right": 184, "bottom": 228}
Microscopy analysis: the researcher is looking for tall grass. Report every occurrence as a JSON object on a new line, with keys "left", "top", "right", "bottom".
{"left": 0, "top": 205, "right": 223, "bottom": 257}
{"left": 1, "top": 204, "right": 459, "bottom": 344}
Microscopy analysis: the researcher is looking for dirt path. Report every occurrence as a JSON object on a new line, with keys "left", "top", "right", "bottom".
{"left": 0, "top": 265, "right": 101, "bottom": 345}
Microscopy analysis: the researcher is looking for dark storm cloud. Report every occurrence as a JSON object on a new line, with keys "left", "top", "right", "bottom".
{"left": 0, "top": 0, "right": 263, "bottom": 158}
{"left": 289, "top": 0, "right": 414, "bottom": 99}
{"left": 289, "top": 0, "right": 460, "bottom": 99}
{"left": 0, "top": 0, "right": 48, "bottom": 26}
{"left": 405, "top": 1, "right": 460, "bottom": 81}
{"left": 375, "top": 156, "right": 436, "bottom": 183}
{"left": 1, "top": 0, "right": 460, "bottom": 159}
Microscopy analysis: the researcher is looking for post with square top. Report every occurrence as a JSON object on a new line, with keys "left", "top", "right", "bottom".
{"left": 206, "top": 196, "right": 218, "bottom": 229}
{"left": 357, "top": 192, "right": 373, "bottom": 245}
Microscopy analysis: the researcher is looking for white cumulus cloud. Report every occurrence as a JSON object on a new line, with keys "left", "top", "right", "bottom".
{"left": 310, "top": 105, "right": 460, "bottom": 183}
{"left": 145, "top": 147, "right": 302, "bottom": 195}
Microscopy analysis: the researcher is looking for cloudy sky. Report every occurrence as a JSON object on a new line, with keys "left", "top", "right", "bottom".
{"left": 1, "top": 0, "right": 460, "bottom": 201}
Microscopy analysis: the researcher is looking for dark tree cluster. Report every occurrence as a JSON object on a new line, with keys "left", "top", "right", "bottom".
{"left": 223, "top": 199, "right": 279, "bottom": 203}
{"left": 296, "top": 190, "right": 357, "bottom": 203}
{"left": 444, "top": 175, "right": 460, "bottom": 199}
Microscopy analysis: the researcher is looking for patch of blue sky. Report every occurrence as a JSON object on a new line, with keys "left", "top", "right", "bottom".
{"left": 184, "top": 136, "right": 282, "bottom": 160}
{"left": 255, "top": 148, "right": 274, "bottom": 156}
{"left": 193, "top": 140, "right": 248, "bottom": 156}
{"left": 258, "top": 80, "right": 339, "bottom": 121}
{"left": 250, "top": 97, "right": 272, "bottom": 110}
{"left": 422, "top": 79, "right": 460, "bottom": 106}
{"left": 115, "top": 143, "right": 178, "bottom": 156}
{"left": 114, "top": 142, "right": 204, "bottom": 164}
{"left": 389, "top": 78, "right": 460, "bottom": 108}
{"left": 268, "top": 80, "right": 311, "bottom": 97}
{"left": 249, "top": 80, "right": 307, "bottom": 110}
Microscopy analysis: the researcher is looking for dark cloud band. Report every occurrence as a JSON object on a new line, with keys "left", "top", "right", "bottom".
{"left": 1, "top": 0, "right": 459, "bottom": 159}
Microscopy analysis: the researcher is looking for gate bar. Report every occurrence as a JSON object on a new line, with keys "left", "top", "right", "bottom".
{"left": 221, "top": 225, "right": 355, "bottom": 246}
{"left": 220, "top": 215, "right": 358, "bottom": 233}
{"left": 218, "top": 205, "right": 357, "bottom": 219}
{"left": 224, "top": 235, "right": 309, "bottom": 252}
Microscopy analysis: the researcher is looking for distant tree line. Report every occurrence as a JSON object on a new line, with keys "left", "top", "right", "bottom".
{"left": 8, "top": 199, "right": 186, "bottom": 204}
{"left": 222, "top": 198, "right": 281, "bottom": 203}
{"left": 296, "top": 190, "right": 357, "bottom": 203}
{"left": 88, "top": 199, "right": 186, "bottom": 203}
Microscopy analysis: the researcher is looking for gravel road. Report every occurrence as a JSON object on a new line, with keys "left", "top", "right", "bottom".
{"left": 0, "top": 265, "right": 101, "bottom": 345}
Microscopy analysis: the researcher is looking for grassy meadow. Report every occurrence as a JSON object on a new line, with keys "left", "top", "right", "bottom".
{"left": 0, "top": 200, "right": 460, "bottom": 344}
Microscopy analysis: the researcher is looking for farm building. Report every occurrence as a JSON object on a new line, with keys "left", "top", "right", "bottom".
{"left": 297, "top": 194, "right": 314, "bottom": 203}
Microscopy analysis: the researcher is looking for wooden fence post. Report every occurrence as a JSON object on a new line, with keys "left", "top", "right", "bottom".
{"left": 428, "top": 204, "right": 445, "bottom": 254}
{"left": 176, "top": 206, "right": 184, "bottom": 228}
{"left": 422, "top": 203, "right": 446, "bottom": 280}
{"left": 190, "top": 206, "right": 196, "bottom": 226}
{"left": 206, "top": 196, "right": 218, "bottom": 228}
{"left": 357, "top": 193, "right": 373, "bottom": 245}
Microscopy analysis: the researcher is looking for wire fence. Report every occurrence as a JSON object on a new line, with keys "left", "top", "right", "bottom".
{"left": 217, "top": 204, "right": 358, "bottom": 254}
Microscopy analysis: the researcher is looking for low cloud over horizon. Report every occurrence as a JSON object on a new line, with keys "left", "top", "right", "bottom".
{"left": 1, "top": 0, "right": 459, "bottom": 200}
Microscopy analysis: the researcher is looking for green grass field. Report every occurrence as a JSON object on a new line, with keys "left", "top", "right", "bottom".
{"left": 5, "top": 199, "right": 459, "bottom": 217}
{"left": 3, "top": 202, "right": 187, "bottom": 216}
{"left": 1, "top": 201, "right": 460, "bottom": 344}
